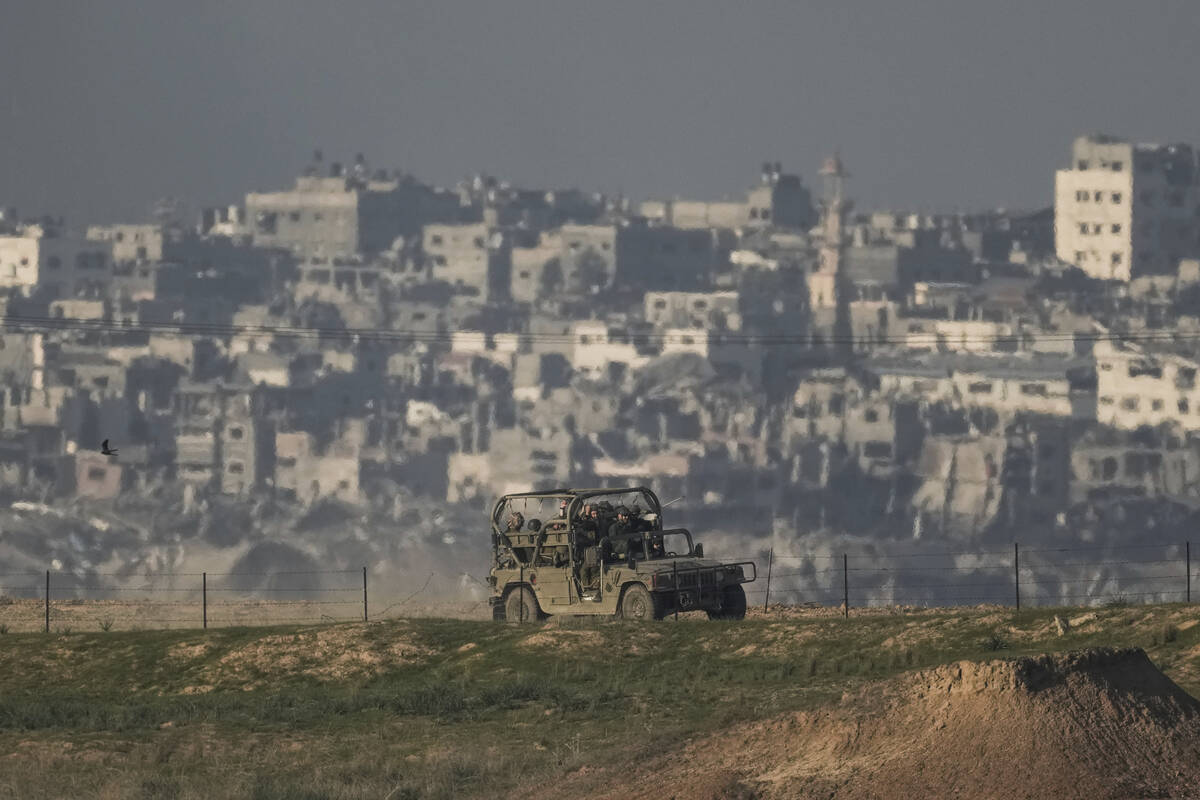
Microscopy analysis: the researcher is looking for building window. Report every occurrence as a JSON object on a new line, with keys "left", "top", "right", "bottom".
{"left": 1077, "top": 160, "right": 1089, "bottom": 170}
{"left": 1092, "top": 223, "right": 1102, "bottom": 234}
{"left": 1102, "top": 457, "right": 1118, "bottom": 480}
{"left": 1111, "top": 224, "right": 1122, "bottom": 234}
{"left": 1179, "top": 398, "right": 1189, "bottom": 414}
{"left": 87, "top": 467, "right": 107, "bottom": 481}
{"left": 1074, "top": 251, "right": 1085, "bottom": 263}
{"left": 863, "top": 442, "right": 892, "bottom": 459}
{"left": 1112, "top": 252, "right": 1123, "bottom": 265}
{"left": 968, "top": 381, "right": 993, "bottom": 394}
{"left": 761, "top": 209, "right": 771, "bottom": 220}
{"left": 1111, "top": 192, "right": 1122, "bottom": 203}
{"left": 1020, "top": 383, "right": 1048, "bottom": 397}
{"left": 1099, "top": 396, "right": 1114, "bottom": 405}
{"left": 1111, "top": 161, "right": 1123, "bottom": 171}
{"left": 1152, "top": 399, "right": 1164, "bottom": 411}
{"left": 430, "top": 235, "right": 443, "bottom": 246}
{"left": 864, "top": 409, "right": 879, "bottom": 422}
{"left": 1094, "top": 191, "right": 1103, "bottom": 202}
{"left": 289, "top": 212, "right": 301, "bottom": 222}
{"left": 1075, "top": 190, "right": 1088, "bottom": 202}
{"left": 1121, "top": 397, "right": 1139, "bottom": 410}
{"left": 1079, "top": 223, "right": 1089, "bottom": 235}
{"left": 229, "top": 427, "right": 244, "bottom": 440}
{"left": 749, "top": 208, "right": 759, "bottom": 219}
{"left": 229, "top": 462, "right": 244, "bottom": 474}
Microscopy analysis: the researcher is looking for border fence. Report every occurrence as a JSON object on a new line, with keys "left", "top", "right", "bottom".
{"left": 742, "top": 542, "right": 1194, "bottom": 616}
{"left": 0, "top": 568, "right": 371, "bottom": 632}
{"left": 0, "top": 542, "right": 1194, "bottom": 632}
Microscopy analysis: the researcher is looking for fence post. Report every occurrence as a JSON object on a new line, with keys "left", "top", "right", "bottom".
{"left": 1187, "top": 542, "right": 1191, "bottom": 604}
{"left": 763, "top": 548, "right": 774, "bottom": 611}
{"left": 362, "top": 566, "right": 368, "bottom": 622}
{"left": 673, "top": 560, "right": 679, "bottom": 621}
{"left": 1014, "top": 542, "right": 1020, "bottom": 611}
{"left": 202, "top": 572, "right": 207, "bottom": 630}
{"left": 44, "top": 570, "right": 49, "bottom": 633}
{"left": 842, "top": 554, "right": 849, "bottom": 619}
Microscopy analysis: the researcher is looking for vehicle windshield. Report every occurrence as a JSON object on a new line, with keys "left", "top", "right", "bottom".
{"left": 656, "top": 530, "right": 695, "bottom": 558}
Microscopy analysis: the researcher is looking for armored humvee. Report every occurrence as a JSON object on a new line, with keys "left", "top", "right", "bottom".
{"left": 487, "top": 487, "right": 755, "bottom": 621}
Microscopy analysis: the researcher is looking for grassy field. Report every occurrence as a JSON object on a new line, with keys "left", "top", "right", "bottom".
{"left": 0, "top": 602, "right": 1198, "bottom": 799}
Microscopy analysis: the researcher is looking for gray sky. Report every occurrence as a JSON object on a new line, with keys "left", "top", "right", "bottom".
{"left": 2, "top": 0, "right": 1198, "bottom": 226}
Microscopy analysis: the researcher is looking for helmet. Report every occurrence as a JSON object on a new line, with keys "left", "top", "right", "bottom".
{"left": 615, "top": 506, "right": 630, "bottom": 516}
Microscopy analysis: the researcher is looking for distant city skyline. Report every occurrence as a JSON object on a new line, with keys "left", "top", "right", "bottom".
{"left": 2, "top": 0, "right": 1198, "bottom": 226}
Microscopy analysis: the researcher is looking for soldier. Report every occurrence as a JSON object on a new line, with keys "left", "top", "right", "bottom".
{"left": 505, "top": 511, "right": 525, "bottom": 533}
{"left": 606, "top": 506, "right": 634, "bottom": 559}
{"left": 557, "top": 499, "right": 569, "bottom": 519}
{"left": 649, "top": 535, "right": 666, "bottom": 558}
{"left": 628, "top": 507, "right": 652, "bottom": 533}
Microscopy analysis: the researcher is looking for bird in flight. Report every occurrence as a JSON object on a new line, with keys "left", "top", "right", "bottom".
{"left": 100, "top": 440, "right": 119, "bottom": 456}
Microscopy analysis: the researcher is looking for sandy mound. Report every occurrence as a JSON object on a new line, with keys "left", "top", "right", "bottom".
{"left": 564, "top": 648, "right": 1200, "bottom": 800}
{"left": 168, "top": 623, "right": 436, "bottom": 690}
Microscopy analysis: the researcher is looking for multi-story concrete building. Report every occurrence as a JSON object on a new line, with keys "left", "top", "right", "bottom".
{"left": 559, "top": 222, "right": 715, "bottom": 292}
{"left": 1055, "top": 134, "right": 1200, "bottom": 281}
{"left": 421, "top": 223, "right": 511, "bottom": 301}
{"left": 220, "top": 394, "right": 273, "bottom": 496}
{"left": 0, "top": 223, "right": 112, "bottom": 297}
{"left": 86, "top": 224, "right": 166, "bottom": 264}
{"left": 639, "top": 163, "right": 816, "bottom": 231}
{"left": 246, "top": 167, "right": 457, "bottom": 260}
{"left": 644, "top": 291, "right": 741, "bottom": 330}
{"left": 1093, "top": 340, "right": 1200, "bottom": 431}
{"left": 510, "top": 231, "right": 562, "bottom": 305}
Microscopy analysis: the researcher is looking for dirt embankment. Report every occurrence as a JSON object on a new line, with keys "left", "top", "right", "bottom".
{"left": 554, "top": 648, "right": 1200, "bottom": 800}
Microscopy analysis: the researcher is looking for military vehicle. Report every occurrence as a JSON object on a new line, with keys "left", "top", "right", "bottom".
{"left": 487, "top": 487, "right": 755, "bottom": 621}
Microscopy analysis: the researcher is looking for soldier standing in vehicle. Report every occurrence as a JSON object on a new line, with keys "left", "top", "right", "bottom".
{"left": 573, "top": 504, "right": 601, "bottom": 599}
{"left": 606, "top": 506, "right": 634, "bottom": 559}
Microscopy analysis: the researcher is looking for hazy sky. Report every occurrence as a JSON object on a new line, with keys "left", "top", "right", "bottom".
{"left": 3, "top": 1, "right": 1198, "bottom": 227}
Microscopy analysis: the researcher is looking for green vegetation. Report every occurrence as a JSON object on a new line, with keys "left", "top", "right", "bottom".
{"left": 1, "top": 604, "right": 1198, "bottom": 799}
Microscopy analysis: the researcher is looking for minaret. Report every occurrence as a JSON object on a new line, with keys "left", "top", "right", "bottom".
{"left": 808, "top": 155, "right": 854, "bottom": 354}
{"left": 818, "top": 155, "right": 848, "bottom": 277}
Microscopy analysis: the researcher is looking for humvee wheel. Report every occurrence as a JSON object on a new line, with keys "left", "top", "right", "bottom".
{"left": 505, "top": 586, "right": 543, "bottom": 623}
{"left": 619, "top": 584, "right": 662, "bottom": 621}
{"left": 707, "top": 584, "right": 747, "bottom": 621}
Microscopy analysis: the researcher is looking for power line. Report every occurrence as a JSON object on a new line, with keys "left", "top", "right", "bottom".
{"left": 3, "top": 311, "right": 1200, "bottom": 350}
